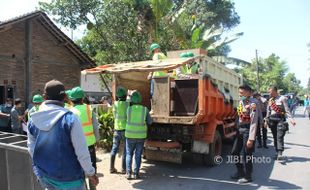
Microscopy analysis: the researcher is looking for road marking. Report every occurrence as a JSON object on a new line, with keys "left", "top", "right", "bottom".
{"left": 168, "top": 175, "right": 259, "bottom": 186}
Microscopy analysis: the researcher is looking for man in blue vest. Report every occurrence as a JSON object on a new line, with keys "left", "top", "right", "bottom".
{"left": 27, "top": 80, "right": 99, "bottom": 189}
{"left": 110, "top": 86, "right": 129, "bottom": 174}
{"left": 125, "top": 91, "right": 152, "bottom": 179}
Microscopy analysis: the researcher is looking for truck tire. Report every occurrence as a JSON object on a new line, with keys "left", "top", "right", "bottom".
{"left": 203, "top": 130, "right": 222, "bottom": 166}
{"left": 193, "top": 153, "right": 204, "bottom": 165}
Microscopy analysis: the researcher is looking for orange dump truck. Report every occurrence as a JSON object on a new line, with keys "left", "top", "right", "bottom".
{"left": 83, "top": 49, "right": 242, "bottom": 165}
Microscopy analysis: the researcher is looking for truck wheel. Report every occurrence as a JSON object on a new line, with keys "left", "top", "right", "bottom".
{"left": 193, "top": 153, "right": 204, "bottom": 165}
{"left": 203, "top": 130, "right": 222, "bottom": 166}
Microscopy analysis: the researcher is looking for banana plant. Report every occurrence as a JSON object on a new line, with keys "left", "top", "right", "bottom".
{"left": 211, "top": 56, "right": 251, "bottom": 66}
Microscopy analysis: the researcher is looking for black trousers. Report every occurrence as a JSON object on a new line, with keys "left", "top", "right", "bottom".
{"left": 269, "top": 120, "right": 286, "bottom": 152}
{"left": 88, "top": 145, "right": 97, "bottom": 172}
{"left": 231, "top": 127, "right": 254, "bottom": 178}
{"left": 88, "top": 145, "right": 97, "bottom": 189}
{"left": 256, "top": 112, "right": 267, "bottom": 146}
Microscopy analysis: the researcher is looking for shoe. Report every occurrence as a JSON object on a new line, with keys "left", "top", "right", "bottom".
{"left": 110, "top": 168, "right": 117, "bottom": 173}
{"left": 238, "top": 177, "right": 252, "bottom": 183}
{"left": 263, "top": 142, "right": 268, "bottom": 149}
{"left": 110, "top": 155, "right": 117, "bottom": 173}
{"left": 277, "top": 151, "right": 284, "bottom": 160}
{"left": 126, "top": 173, "right": 132, "bottom": 180}
{"left": 96, "top": 157, "right": 102, "bottom": 162}
{"left": 257, "top": 144, "right": 262, "bottom": 148}
{"left": 230, "top": 172, "right": 245, "bottom": 180}
{"left": 121, "top": 169, "right": 126, "bottom": 174}
{"left": 133, "top": 173, "right": 140, "bottom": 179}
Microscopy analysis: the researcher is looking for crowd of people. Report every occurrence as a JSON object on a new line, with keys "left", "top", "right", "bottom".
{"left": 232, "top": 84, "right": 297, "bottom": 183}
{"left": 0, "top": 43, "right": 309, "bottom": 189}
{"left": 0, "top": 79, "right": 152, "bottom": 190}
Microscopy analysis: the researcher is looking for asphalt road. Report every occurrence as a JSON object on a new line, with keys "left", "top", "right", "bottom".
{"left": 96, "top": 107, "right": 310, "bottom": 190}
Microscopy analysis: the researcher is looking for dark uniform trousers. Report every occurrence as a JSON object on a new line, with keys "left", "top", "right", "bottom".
{"left": 231, "top": 125, "right": 254, "bottom": 178}
{"left": 256, "top": 112, "right": 267, "bottom": 146}
{"left": 268, "top": 118, "right": 287, "bottom": 152}
{"left": 88, "top": 145, "right": 97, "bottom": 190}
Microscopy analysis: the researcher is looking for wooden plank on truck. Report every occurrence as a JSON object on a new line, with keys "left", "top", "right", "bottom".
{"left": 152, "top": 77, "right": 170, "bottom": 116}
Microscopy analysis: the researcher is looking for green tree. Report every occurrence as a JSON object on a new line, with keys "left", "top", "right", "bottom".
{"left": 282, "top": 73, "right": 303, "bottom": 94}
{"left": 39, "top": 0, "right": 240, "bottom": 64}
{"left": 238, "top": 54, "right": 290, "bottom": 92}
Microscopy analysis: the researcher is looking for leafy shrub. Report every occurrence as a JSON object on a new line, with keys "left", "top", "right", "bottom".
{"left": 97, "top": 108, "right": 114, "bottom": 151}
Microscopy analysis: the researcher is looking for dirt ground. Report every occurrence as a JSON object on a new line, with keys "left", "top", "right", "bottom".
{"left": 95, "top": 150, "right": 140, "bottom": 190}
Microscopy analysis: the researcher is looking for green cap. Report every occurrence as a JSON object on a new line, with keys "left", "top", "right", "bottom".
{"left": 187, "top": 52, "right": 194, "bottom": 57}
{"left": 150, "top": 43, "right": 160, "bottom": 52}
{"left": 116, "top": 86, "right": 127, "bottom": 98}
{"left": 70, "top": 87, "right": 85, "bottom": 100}
{"left": 32, "top": 94, "right": 44, "bottom": 103}
{"left": 131, "top": 91, "right": 142, "bottom": 104}
{"left": 180, "top": 52, "right": 188, "bottom": 58}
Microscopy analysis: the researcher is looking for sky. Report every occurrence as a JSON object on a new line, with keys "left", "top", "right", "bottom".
{"left": 0, "top": 0, "right": 309, "bottom": 87}
{"left": 229, "top": 0, "right": 310, "bottom": 87}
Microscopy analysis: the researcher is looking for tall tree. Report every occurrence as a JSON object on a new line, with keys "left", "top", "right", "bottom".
{"left": 39, "top": 0, "right": 240, "bottom": 64}
{"left": 238, "top": 54, "right": 291, "bottom": 92}
{"left": 282, "top": 73, "right": 302, "bottom": 94}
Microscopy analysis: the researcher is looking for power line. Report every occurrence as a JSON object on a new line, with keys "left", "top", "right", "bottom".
{"left": 255, "top": 49, "right": 260, "bottom": 92}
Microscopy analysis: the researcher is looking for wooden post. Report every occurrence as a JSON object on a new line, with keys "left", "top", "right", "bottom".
{"left": 25, "top": 20, "right": 32, "bottom": 107}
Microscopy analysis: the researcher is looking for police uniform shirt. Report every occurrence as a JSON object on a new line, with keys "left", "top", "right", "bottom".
{"left": 266, "top": 96, "right": 293, "bottom": 119}
{"left": 238, "top": 97, "right": 259, "bottom": 141}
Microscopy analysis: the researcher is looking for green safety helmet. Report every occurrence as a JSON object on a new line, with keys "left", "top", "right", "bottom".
{"left": 65, "top": 89, "right": 72, "bottom": 99}
{"left": 180, "top": 52, "right": 188, "bottom": 58}
{"left": 116, "top": 86, "right": 127, "bottom": 98}
{"left": 150, "top": 43, "right": 160, "bottom": 52}
{"left": 70, "top": 86, "right": 85, "bottom": 100}
{"left": 131, "top": 91, "right": 142, "bottom": 104}
{"left": 32, "top": 94, "right": 44, "bottom": 103}
{"left": 187, "top": 52, "right": 194, "bottom": 57}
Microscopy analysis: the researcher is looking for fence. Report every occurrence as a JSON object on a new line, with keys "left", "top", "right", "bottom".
{"left": 0, "top": 131, "right": 42, "bottom": 190}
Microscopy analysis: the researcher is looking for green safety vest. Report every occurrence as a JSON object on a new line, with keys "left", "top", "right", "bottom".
{"left": 113, "top": 101, "right": 129, "bottom": 130}
{"left": 152, "top": 52, "right": 168, "bottom": 77}
{"left": 71, "top": 104, "right": 96, "bottom": 146}
{"left": 125, "top": 105, "right": 148, "bottom": 139}
{"left": 27, "top": 106, "right": 39, "bottom": 121}
{"left": 153, "top": 71, "right": 168, "bottom": 77}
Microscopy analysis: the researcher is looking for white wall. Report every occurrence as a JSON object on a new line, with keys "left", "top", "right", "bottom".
{"left": 80, "top": 73, "right": 106, "bottom": 92}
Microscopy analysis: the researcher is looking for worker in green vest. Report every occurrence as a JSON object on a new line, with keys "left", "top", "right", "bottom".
{"left": 148, "top": 43, "right": 168, "bottom": 79}
{"left": 69, "top": 86, "right": 100, "bottom": 190}
{"left": 125, "top": 91, "right": 152, "bottom": 180}
{"left": 64, "top": 89, "right": 74, "bottom": 109}
{"left": 27, "top": 94, "right": 44, "bottom": 120}
{"left": 148, "top": 43, "right": 168, "bottom": 114}
{"left": 110, "top": 86, "right": 129, "bottom": 174}
{"left": 175, "top": 52, "right": 199, "bottom": 79}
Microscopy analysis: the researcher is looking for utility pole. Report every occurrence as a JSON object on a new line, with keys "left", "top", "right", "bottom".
{"left": 256, "top": 49, "right": 260, "bottom": 92}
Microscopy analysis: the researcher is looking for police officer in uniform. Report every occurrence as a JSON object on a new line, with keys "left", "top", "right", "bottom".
{"left": 265, "top": 86, "right": 296, "bottom": 160}
{"left": 231, "top": 84, "right": 259, "bottom": 183}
